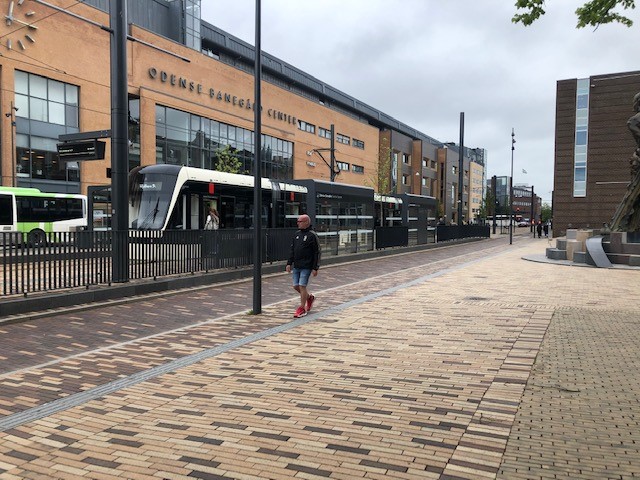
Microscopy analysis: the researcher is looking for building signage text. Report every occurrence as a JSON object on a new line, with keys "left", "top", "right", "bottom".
{"left": 148, "top": 67, "right": 297, "bottom": 126}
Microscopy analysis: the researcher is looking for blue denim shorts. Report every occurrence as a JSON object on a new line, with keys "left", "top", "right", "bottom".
{"left": 292, "top": 268, "right": 312, "bottom": 287}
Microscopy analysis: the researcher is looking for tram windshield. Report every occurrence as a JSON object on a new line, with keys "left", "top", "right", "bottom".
{"left": 129, "top": 168, "right": 178, "bottom": 229}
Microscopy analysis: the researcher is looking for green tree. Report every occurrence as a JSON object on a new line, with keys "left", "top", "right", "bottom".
{"left": 365, "top": 136, "right": 393, "bottom": 194}
{"left": 513, "top": 0, "right": 635, "bottom": 28}
{"left": 478, "top": 189, "right": 496, "bottom": 222}
{"left": 541, "top": 202, "right": 553, "bottom": 222}
{"left": 214, "top": 145, "right": 242, "bottom": 174}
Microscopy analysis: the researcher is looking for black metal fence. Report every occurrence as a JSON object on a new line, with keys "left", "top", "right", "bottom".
{"left": 2, "top": 225, "right": 489, "bottom": 297}
{"left": 436, "top": 225, "right": 491, "bottom": 242}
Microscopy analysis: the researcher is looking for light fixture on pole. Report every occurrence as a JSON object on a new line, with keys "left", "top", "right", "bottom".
{"left": 509, "top": 128, "right": 515, "bottom": 245}
{"left": 5, "top": 102, "right": 18, "bottom": 187}
{"left": 306, "top": 124, "right": 340, "bottom": 182}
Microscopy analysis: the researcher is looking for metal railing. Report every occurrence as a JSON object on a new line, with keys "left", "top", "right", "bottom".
{"left": 2, "top": 225, "right": 488, "bottom": 297}
{"left": 435, "top": 225, "right": 491, "bottom": 242}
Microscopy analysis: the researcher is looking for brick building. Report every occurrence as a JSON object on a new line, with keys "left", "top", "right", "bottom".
{"left": 0, "top": 0, "right": 486, "bottom": 225}
{"left": 553, "top": 70, "right": 640, "bottom": 237}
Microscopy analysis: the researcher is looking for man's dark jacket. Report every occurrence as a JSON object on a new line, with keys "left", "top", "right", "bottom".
{"left": 287, "top": 226, "right": 321, "bottom": 271}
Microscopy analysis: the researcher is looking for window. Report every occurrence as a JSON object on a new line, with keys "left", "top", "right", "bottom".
{"left": 430, "top": 160, "right": 437, "bottom": 169}
{"left": 318, "top": 127, "right": 332, "bottom": 139}
{"left": 13, "top": 71, "right": 81, "bottom": 184}
{"left": 573, "top": 78, "right": 589, "bottom": 197}
{"left": 336, "top": 133, "right": 350, "bottom": 145}
{"left": 337, "top": 161, "right": 350, "bottom": 171}
{"left": 298, "top": 120, "right": 316, "bottom": 134}
{"left": 421, "top": 177, "right": 426, "bottom": 186}
{"left": 352, "top": 138, "right": 365, "bottom": 149}
{"left": 0, "top": 195, "right": 13, "bottom": 225}
{"left": 156, "top": 105, "right": 294, "bottom": 180}
{"left": 402, "top": 153, "right": 410, "bottom": 164}
{"left": 352, "top": 164, "right": 364, "bottom": 174}
{"left": 402, "top": 174, "right": 409, "bottom": 185}
{"left": 15, "top": 71, "right": 79, "bottom": 127}
{"left": 185, "top": 0, "right": 201, "bottom": 51}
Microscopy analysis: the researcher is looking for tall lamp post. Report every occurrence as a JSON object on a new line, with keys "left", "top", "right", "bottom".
{"left": 457, "top": 112, "right": 464, "bottom": 226}
{"left": 509, "top": 128, "right": 515, "bottom": 245}
{"left": 252, "top": 0, "right": 263, "bottom": 314}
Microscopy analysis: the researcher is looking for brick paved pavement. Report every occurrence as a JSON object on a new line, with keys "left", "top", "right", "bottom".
{"left": 0, "top": 235, "right": 638, "bottom": 479}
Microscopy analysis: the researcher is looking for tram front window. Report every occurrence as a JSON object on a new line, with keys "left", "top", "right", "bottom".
{"left": 129, "top": 170, "right": 178, "bottom": 229}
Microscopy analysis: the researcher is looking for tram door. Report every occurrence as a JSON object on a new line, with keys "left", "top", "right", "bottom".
{"left": 219, "top": 196, "right": 234, "bottom": 229}
{"left": 202, "top": 196, "right": 219, "bottom": 229}
{"left": 190, "top": 194, "right": 199, "bottom": 229}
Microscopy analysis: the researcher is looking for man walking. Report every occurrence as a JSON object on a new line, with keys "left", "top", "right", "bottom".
{"left": 286, "top": 214, "right": 321, "bottom": 318}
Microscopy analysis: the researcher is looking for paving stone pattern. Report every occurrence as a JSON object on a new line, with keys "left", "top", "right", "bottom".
{"left": 0, "top": 236, "right": 638, "bottom": 479}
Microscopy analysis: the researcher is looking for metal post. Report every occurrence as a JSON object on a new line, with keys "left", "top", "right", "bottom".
{"left": 491, "top": 175, "right": 497, "bottom": 234}
{"left": 457, "top": 113, "right": 464, "bottom": 226}
{"left": 509, "top": 128, "right": 515, "bottom": 245}
{"left": 9, "top": 101, "right": 16, "bottom": 187}
{"left": 252, "top": 0, "right": 262, "bottom": 314}
{"left": 330, "top": 124, "right": 336, "bottom": 182}
{"left": 110, "top": 0, "right": 129, "bottom": 282}
{"left": 530, "top": 185, "right": 535, "bottom": 235}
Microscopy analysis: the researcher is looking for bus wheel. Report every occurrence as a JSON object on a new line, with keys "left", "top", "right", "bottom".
{"left": 28, "top": 229, "right": 47, "bottom": 248}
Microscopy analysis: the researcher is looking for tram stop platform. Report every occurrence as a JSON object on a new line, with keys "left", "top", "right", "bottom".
{"left": 0, "top": 236, "right": 638, "bottom": 479}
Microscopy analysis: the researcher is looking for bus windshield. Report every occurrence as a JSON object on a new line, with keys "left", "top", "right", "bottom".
{"left": 129, "top": 169, "right": 178, "bottom": 229}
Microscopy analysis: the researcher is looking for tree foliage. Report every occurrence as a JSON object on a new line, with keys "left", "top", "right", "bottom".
{"left": 365, "top": 137, "right": 393, "bottom": 194}
{"left": 478, "top": 189, "right": 496, "bottom": 221}
{"left": 541, "top": 202, "right": 553, "bottom": 222}
{"left": 214, "top": 145, "right": 242, "bottom": 174}
{"left": 512, "top": 0, "right": 635, "bottom": 28}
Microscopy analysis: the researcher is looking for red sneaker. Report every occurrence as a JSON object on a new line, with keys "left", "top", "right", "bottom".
{"left": 305, "top": 294, "right": 315, "bottom": 312}
{"left": 294, "top": 306, "right": 307, "bottom": 318}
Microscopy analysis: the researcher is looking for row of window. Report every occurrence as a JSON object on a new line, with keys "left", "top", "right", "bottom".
{"left": 156, "top": 105, "right": 294, "bottom": 180}
{"left": 334, "top": 161, "right": 364, "bottom": 174}
{"left": 298, "top": 120, "right": 365, "bottom": 150}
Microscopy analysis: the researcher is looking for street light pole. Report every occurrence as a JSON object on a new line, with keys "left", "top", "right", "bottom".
{"left": 110, "top": 0, "right": 129, "bottom": 283}
{"left": 252, "top": 0, "right": 262, "bottom": 314}
{"left": 457, "top": 112, "right": 464, "bottom": 226}
{"left": 509, "top": 128, "right": 515, "bottom": 245}
{"left": 5, "top": 102, "right": 18, "bottom": 187}
{"left": 330, "top": 124, "right": 336, "bottom": 182}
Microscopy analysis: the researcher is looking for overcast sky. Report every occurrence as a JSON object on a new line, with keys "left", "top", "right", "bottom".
{"left": 201, "top": 1, "right": 640, "bottom": 203}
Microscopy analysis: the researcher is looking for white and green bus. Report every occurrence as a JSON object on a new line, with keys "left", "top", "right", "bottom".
{"left": 0, "top": 187, "right": 87, "bottom": 247}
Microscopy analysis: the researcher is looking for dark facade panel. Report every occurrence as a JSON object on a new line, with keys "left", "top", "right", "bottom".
{"left": 85, "top": 0, "right": 172, "bottom": 38}
{"left": 201, "top": 24, "right": 227, "bottom": 46}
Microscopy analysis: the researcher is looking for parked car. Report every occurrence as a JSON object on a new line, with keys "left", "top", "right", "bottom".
{"left": 517, "top": 221, "right": 529, "bottom": 227}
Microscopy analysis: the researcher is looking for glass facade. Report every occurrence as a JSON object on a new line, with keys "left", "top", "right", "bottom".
{"left": 184, "top": 0, "right": 201, "bottom": 51}
{"left": 14, "top": 71, "right": 80, "bottom": 186}
{"left": 573, "top": 78, "right": 589, "bottom": 197}
{"left": 155, "top": 105, "right": 294, "bottom": 180}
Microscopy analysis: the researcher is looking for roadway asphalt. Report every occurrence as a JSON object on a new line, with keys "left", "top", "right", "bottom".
{"left": 0, "top": 233, "right": 638, "bottom": 479}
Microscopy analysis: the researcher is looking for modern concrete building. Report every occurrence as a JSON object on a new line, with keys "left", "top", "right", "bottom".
{"left": 553, "top": 70, "right": 640, "bottom": 237}
{"left": 0, "top": 0, "right": 485, "bottom": 227}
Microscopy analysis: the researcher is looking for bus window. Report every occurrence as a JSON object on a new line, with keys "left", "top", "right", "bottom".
{"left": 0, "top": 194, "right": 14, "bottom": 226}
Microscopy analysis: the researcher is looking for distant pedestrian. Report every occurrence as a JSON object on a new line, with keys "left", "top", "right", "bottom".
{"left": 536, "top": 221, "right": 543, "bottom": 238}
{"left": 286, "top": 214, "right": 321, "bottom": 318}
{"left": 543, "top": 222, "right": 549, "bottom": 238}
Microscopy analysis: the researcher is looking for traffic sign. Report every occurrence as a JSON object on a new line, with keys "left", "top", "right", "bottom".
{"left": 57, "top": 140, "right": 106, "bottom": 160}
